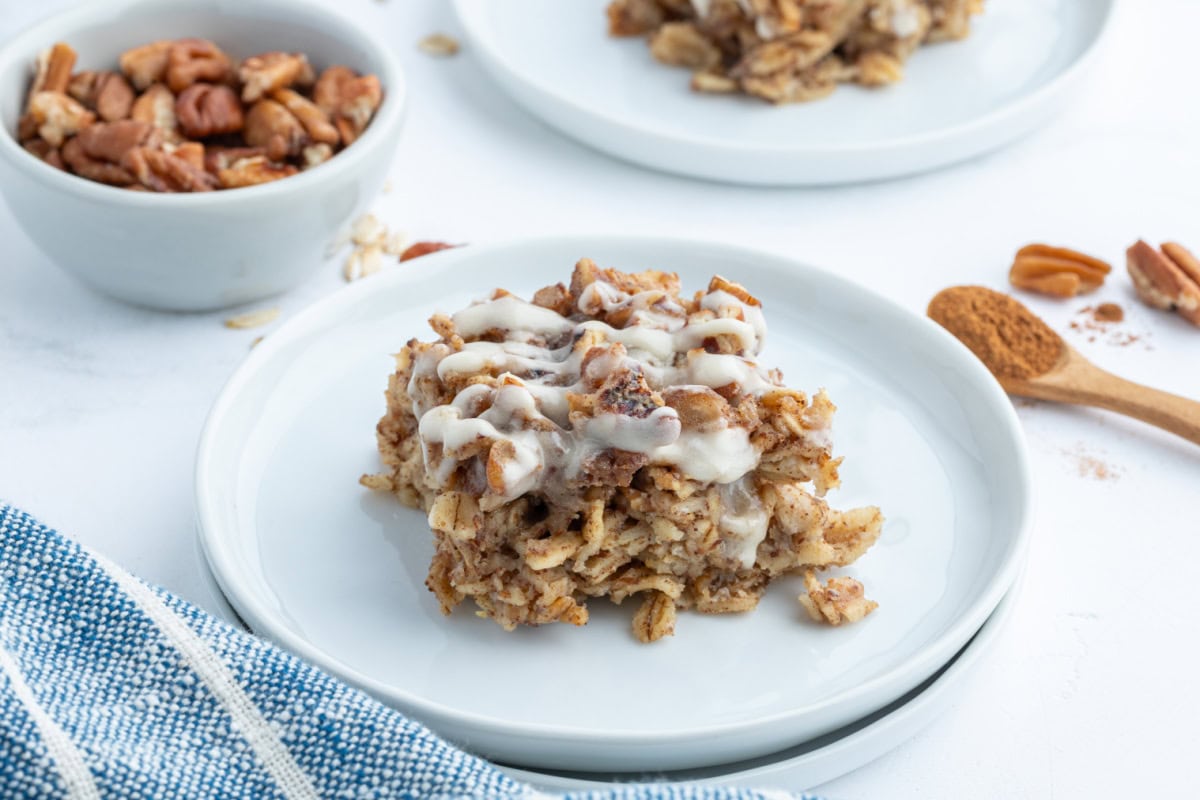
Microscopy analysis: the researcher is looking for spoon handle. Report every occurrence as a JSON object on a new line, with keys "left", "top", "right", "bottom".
{"left": 1031, "top": 362, "right": 1200, "bottom": 446}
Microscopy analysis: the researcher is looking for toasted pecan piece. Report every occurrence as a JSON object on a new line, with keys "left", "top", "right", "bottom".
{"left": 216, "top": 155, "right": 298, "bottom": 189}
{"left": 239, "top": 51, "right": 315, "bottom": 103}
{"left": 120, "top": 40, "right": 172, "bottom": 90}
{"left": 165, "top": 38, "right": 232, "bottom": 93}
{"left": 400, "top": 241, "right": 458, "bottom": 262}
{"left": 30, "top": 43, "right": 77, "bottom": 99}
{"left": 270, "top": 88, "right": 338, "bottom": 145}
{"left": 243, "top": 98, "right": 307, "bottom": 160}
{"left": 175, "top": 83, "right": 244, "bottom": 138}
{"left": 22, "top": 138, "right": 65, "bottom": 170}
{"left": 1161, "top": 242, "right": 1200, "bottom": 290}
{"left": 649, "top": 22, "right": 722, "bottom": 70}
{"left": 76, "top": 119, "right": 158, "bottom": 164}
{"left": 27, "top": 91, "right": 95, "bottom": 147}
{"left": 123, "top": 145, "right": 216, "bottom": 192}
{"left": 1009, "top": 244, "right": 1111, "bottom": 298}
{"left": 1128, "top": 240, "right": 1200, "bottom": 326}
{"left": 62, "top": 136, "right": 136, "bottom": 186}
{"left": 130, "top": 84, "right": 181, "bottom": 141}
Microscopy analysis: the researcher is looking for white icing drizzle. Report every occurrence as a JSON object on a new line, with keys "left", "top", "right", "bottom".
{"left": 719, "top": 476, "right": 770, "bottom": 568}
{"left": 412, "top": 276, "right": 790, "bottom": 505}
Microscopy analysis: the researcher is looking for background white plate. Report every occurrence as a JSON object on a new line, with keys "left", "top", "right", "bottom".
{"left": 196, "top": 237, "right": 1031, "bottom": 771}
{"left": 452, "top": 0, "right": 1114, "bottom": 185}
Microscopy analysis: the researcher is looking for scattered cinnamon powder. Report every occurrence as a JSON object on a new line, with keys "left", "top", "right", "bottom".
{"left": 1093, "top": 302, "right": 1124, "bottom": 323}
{"left": 927, "top": 286, "right": 1064, "bottom": 381}
{"left": 1063, "top": 444, "right": 1122, "bottom": 481}
{"left": 1069, "top": 302, "right": 1146, "bottom": 347}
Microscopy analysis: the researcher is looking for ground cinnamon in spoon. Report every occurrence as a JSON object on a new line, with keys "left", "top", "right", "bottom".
{"left": 927, "top": 286, "right": 1065, "bottom": 381}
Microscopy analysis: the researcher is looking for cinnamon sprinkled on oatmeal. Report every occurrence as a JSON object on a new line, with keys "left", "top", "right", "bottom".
{"left": 927, "top": 286, "right": 1064, "bottom": 381}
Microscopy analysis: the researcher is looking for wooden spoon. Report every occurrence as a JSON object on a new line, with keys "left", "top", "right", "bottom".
{"left": 928, "top": 286, "right": 1200, "bottom": 446}
{"left": 1001, "top": 344, "right": 1200, "bottom": 446}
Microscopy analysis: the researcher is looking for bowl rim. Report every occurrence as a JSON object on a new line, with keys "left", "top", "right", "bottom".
{"left": 0, "top": 0, "right": 406, "bottom": 208}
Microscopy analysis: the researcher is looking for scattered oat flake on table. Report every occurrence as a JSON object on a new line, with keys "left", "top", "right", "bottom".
{"left": 224, "top": 307, "right": 280, "bottom": 329}
{"left": 383, "top": 230, "right": 410, "bottom": 257}
{"left": 351, "top": 213, "right": 386, "bottom": 247}
{"left": 418, "top": 34, "right": 460, "bottom": 57}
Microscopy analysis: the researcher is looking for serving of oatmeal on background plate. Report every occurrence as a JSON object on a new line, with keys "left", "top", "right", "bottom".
{"left": 607, "top": 0, "right": 985, "bottom": 104}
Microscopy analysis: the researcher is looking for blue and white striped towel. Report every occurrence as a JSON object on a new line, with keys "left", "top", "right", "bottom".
{"left": 0, "top": 504, "right": 820, "bottom": 799}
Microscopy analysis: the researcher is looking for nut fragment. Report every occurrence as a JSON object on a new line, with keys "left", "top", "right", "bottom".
{"left": 76, "top": 119, "right": 158, "bottom": 164}
{"left": 400, "top": 241, "right": 457, "bottom": 262}
{"left": 224, "top": 307, "right": 281, "bottom": 329}
{"left": 23, "top": 139, "right": 66, "bottom": 170}
{"left": 1127, "top": 240, "right": 1200, "bottom": 326}
{"left": 650, "top": 22, "right": 721, "bottom": 70}
{"left": 94, "top": 72, "right": 136, "bottom": 121}
{"left": 799, "top": 570, "right": 877, "bottom": 626}
{"left": 30, "top": 43, "right": 77, "bottom": 99}
{"left": 243, "top": 98, "right": 307, "bottom": 160}
{"left": 333, "top": 75, "right": 382, "bottom": 146}
{"left": 17, "top": 113, "right": 38, "bottom": 142}
{"left": 1009, "top": 244, "right": 1112, "bottom": 298}
{"left": 204, "top": 145, "right": 267, "bottom": 174}
{"left": 62, "top": 136, "right": 135, "bottom": 185}
{"left": 27, "top": 91, "right": 95, "bottom": 147}
{"left": 165, "top": 38, "right": 232, "bottom": 93}
{"left": 417, "top": 34, "right": 461, "bottom": 57}
{"left": 239, "top": 51, "right": 314, "bottom": 103}
{"left": 607, "top": 0, "right": 666, "bottom": 35}
{"left": 270, "top": 88, "right": 338, "bottom": 145}
{"left": 301, "top": 142, "right": 333, "bottom": 169}
{"left": 216, "top": 155, "right": 298, "bottom": 189}
{"left": 313, "top": 65, "right": 356, "bottom": 116}
{"left": 167, "top": 140, "right": 205, "bottom": 171}
{"left": 175, "top": 83, "right": 244, "bottom": 138}
{"left": 130, "top": 83, "right": 180, "bottom": 141}
{"left": 119, "top": 40, "right": 172, "bottom": 90}
{"left": 124, "top": 145, "right": 216, "bottom": 192}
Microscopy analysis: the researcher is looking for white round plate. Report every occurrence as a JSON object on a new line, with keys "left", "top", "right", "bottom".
{"left": 196, "top": 236, "right": 1031, "bottom": 772}
{"left": 505, "top": 580, "right": 1019, "bottom": 791}
{"left": 452, "top": 0, "right": 1115, "bottom": 185}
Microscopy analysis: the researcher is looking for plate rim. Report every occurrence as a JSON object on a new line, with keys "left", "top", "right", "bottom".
{"left": 195, "top": 234, "right": 1033, "bottom": 746}
{"left": 503, "top": 576, "right": 1022, "bottom": 789}
{"left": 451, "top": 0, "right": 1117, "bottom": 180}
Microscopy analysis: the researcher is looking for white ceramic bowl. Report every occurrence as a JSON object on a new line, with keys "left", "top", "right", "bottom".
{"left": 0, "top": 0, "right": 405, "bottom": 311}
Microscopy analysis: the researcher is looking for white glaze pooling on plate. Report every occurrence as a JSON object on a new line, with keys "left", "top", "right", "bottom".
{"left": 196, "top": 237, "right": 1031, "bottom": 772}
{"left": 452, "top": 0, "right": 1115, "bottom": 184}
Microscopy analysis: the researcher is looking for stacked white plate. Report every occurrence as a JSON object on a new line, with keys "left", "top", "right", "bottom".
{"left": 195, "top": 238, "right": 1032, "bottom": 788}
{"left": 452, "top": 0, "right": 1116, "bottom": 185}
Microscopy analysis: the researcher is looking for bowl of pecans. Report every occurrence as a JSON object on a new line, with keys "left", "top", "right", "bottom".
{"left": 0, "top": 0, "right": 405, "bottom": 311}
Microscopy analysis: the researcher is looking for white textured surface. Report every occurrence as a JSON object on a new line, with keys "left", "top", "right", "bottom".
{"left": 1, "top": 0, "right": 1197, "bottom": 797}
